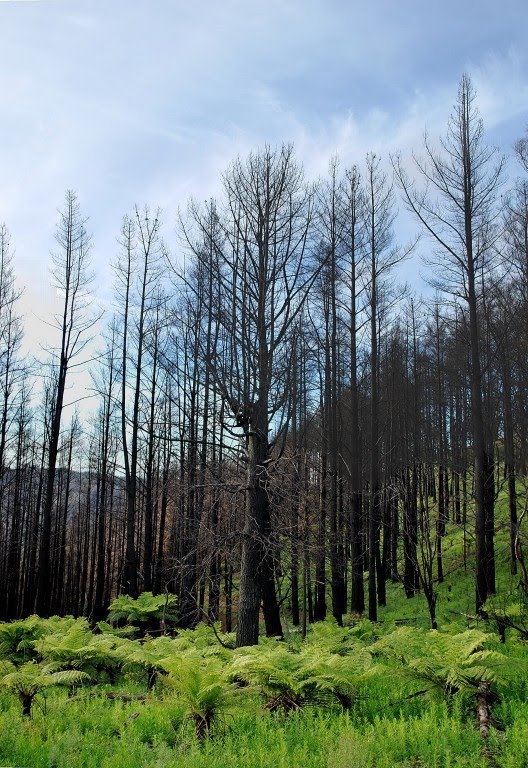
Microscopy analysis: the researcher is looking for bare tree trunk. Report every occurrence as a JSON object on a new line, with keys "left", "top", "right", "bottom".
{"left": 37, "top": 192, "right": 93, "bottom": 616}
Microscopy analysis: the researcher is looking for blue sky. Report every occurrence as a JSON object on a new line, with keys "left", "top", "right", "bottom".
{"left": 1, "top": 0, "right": 527, "bottom": 355}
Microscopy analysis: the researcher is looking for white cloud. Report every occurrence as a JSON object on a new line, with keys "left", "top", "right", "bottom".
{"left": 1, "top": 0, "right": 527, "bottom": 398}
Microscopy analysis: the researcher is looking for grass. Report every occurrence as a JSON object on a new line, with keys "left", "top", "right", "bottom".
{"left": 2, "top": 677, "right": 526, "bottom": 768}
{"left": 329, "top": 704, "right": 488, "bottom": 768}
{"left": 0, "top": 693, "right": 340, "bottom": 768}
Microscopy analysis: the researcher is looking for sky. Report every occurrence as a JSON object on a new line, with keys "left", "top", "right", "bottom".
{"left": 1, "top": 0, "right": 527, "bottom": 366}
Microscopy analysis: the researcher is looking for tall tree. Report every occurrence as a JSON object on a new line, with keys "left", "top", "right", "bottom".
{"left": 341, "top": 165, "right": 366, "bottom": 615}
{"left": 316, "top": 158, "right": 346, "bottom": 625}
{"left": 36, "top": 191, "right": 95, "bottom": 616}
{"left": 90, "top": 321, "right": 120, "bottom": 620}
{"left": 182, "top": 145, "right": 315, "bottom": 646}
{"left": 0, "top": 225, "right": 24, "bottom": 481}
{"left": 393, "top": 74, "right": 505, "bottom": 612}
{"left": 115, "top": 207, "right": 162, "bottom": 597}
{"left": 0, "top": 224, "right": 25, "bottom": 618}
{"left": 363, "top": 153, "right": 401, "bottom": 620}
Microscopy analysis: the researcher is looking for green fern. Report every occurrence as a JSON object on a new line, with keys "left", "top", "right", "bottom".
{"left": 34, "top": 620, "right": 127, "bottom": 681}
{"left": 163, "top": 622, "right": 232, "bottom": 650}
{"left": 161, "top": 653, "right": 247, "bottom": 739}
{"left": 0, "top": 615, "right": 80, "bottom": 663}
{"left": 107, "top": 592, "right": 178, "bottom": 628}
{"left": 306, "top": 619, "right": 370, "bottom": 655}
{"left": 0, "top": 660, "right": 89, "bottom": 716}
{"left": 372, "top": 627, "right": 513, "bottom": 696}
{"left": 0, "top": 616, "right": 44, "bottom": 663}
{"left": 231, "top": 639, "right": 375, "bottom": 713}
{"left": 117, "top": 636, "right": 178, "bottom": 690}
{"left": 97, "top": 621, "right": 138, "bottom": 638}
{"left": 300, "top": 644, "right": 377, "bottom": 709}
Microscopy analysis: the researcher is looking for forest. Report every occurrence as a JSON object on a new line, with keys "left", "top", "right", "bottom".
{"left": 0, "top": 75, "right": 528, "bottom": 766}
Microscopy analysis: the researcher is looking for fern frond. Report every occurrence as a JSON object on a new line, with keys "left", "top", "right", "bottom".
{"left": 107, "top": 592, "right": 178, "bottom": 626}
{"left": 372, "top": 627, "right": 514, "bottom": 696}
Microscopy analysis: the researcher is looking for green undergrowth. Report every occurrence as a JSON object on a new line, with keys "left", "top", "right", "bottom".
{"left": 1, "top": 681, "right": 527, "bottom": 768}
{"left": 0, "top": 697, "right": 339, "bottom": 768}
{"left": 0, "top": 618, "right": 526, "bottom": 768}
{"left": 376, "top": 478, "right": 527, "bottom": 633}
{"left": 0, "top": 484, "right": 527, "bottom": 766}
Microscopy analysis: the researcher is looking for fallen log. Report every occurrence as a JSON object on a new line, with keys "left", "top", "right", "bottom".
{"left": 105, "top": 692, "right": 147, "bottom": 702}
{"left": 477, "top": 681, "right": 492, "bottom": 739}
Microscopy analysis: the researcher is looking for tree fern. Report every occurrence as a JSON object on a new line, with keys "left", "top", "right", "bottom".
{"left": 372, "top": 627, "right": 514, "bottom": 695}
{"left": 107, "top": 592, "right": 178, "bottom": 629}
{"left": 299, "top": 644, "right": 377, "bottom": 709}
{"left": 0, "top": 660, "right": 89, "bottom": 716}
{"left": 0, "top": 617, "right": 44, "bottom": 663}
{"left": 0, "top": 615, "right": 80, "bottom": 663}
{"left": 35, "top": 620, "right": 127, "bottom": 681}
{"left": 118, "top": 636, "right": 176, "bottom": 690}
{"left": 232, "top": 640, "right": 375, "bottom": 713}
{"left": 170, "top": 622, "right": 235, "bottom": 653}
{"left": 305, "top": 619, "right": 377, "bottom": 655}
{"left": 97, "top": 621, "right": 138, "bottom": 638}
{"left": 161, "top": 653, "right": 247, "bottom": 739}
